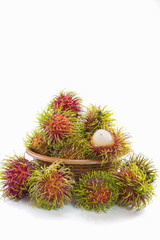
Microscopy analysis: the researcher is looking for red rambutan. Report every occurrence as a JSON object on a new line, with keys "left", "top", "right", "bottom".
{"left": 51, "top": 90, "right": 82, "bottom": 115}
{"left": 0, "top": 155, "right": 35, "bottom": 200}
{"left": 28, "top": 161, "right": 75, "bottom": 210}
{"left": 73, "top": 171, "right": 119, "bottom": 212}
{"left": 25, "top": 130, "right": 51, "bottom": 156}
{"left": 113, "top": 157, "right": 156, "bottom": 209}
{"left": 123, "top": 154, "right": 158, "bottom": 184}
{"left": 40, "top": 112, "right": 74, "bottom": 142}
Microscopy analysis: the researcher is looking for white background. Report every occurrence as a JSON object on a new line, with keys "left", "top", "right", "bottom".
{"left": 0, "top": 0, "right": 160, "bottom": 240}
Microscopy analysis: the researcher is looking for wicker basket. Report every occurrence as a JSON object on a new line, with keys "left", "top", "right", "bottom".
{"left": 26, "top": 148, "right": 111, "bottom": 182}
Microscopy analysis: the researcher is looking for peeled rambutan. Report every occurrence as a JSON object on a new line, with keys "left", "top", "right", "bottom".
{"left": 90, "top": 128, "right": 132, "bottom": 164}
{"left": 0, "top": 155, "right": 35, "bottom": 200}
{"left": 51, "top": 90, "right": 82, "bottom": 115}
{"left": 38, "top": 110, "right": 75, "bottom": 142}
{"left": 27, "top": 161, "right": 75, "bottom": 210}
{"left": 113, "top": 156, "right": 156, "bottom": 210}
{"left": 24, "top": 130, "right": 51, "bottom": 156}
{"left": 83, "top": 105, "right": 115, "bottom": 136}
{"left": 73, "top": 171, "right": 119, "bottom": 212}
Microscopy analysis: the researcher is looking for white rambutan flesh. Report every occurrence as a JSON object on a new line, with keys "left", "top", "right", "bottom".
{"left": 91, "top": 129, "right": 114, "bottom": 147}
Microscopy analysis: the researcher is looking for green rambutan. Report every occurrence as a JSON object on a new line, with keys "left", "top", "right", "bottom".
{"left": 38, "top": 108, "right": 75, "bottom": 143}
{"left": 51, "top": 134, "right": 91, "bottom": 160}
{"left": 73, "top": 171, "right": 119, "bottom": 212}
{"left": 123, "top": 154, "right": 157, "bottom": 184}
{"left": 0, "top": 155, "right": 35, "bottom": 200}
{"left": 90, "top": 128, "right": 132, "bottom": 164}
{"left": 24, "top": 130, "right": 51, "bottom": 156}
{"left": 112, "top": 155, "right": 157, "bottom": 210}
{"left": 50, "top": 90, "right": 82, "bottom": 115}
{"left": 83, "top": 105, "right": 115, "bottom": 136}
{"left": 27, "top": 161, "right": 75, "bottom": 210}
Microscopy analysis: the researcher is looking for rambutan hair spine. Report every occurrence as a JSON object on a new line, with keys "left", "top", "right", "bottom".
{"left": 27, "top": 160, "right": 76, "bottom": 210}
{"left": 73, "top": 170, "right": 119, "bottom": 213}
{"left": 122, "top": 153, "right": 158, "bottom": 184}
{"left": 111, "top": 153, "right": 157, "bottom": 210}
{"left": 51, "top": 133, "right": 91, "bottom": 160}
{"left": 90, "top": 127, "right": 132, "bottom": 165}
{"left": 0, "top": 155, "right": 36, "bottom": 201}
{"left": 24, "top": 129, "right": 51, "bottom": 156}
{"left": 82, "top": 104, "right": 116, "bottom": 137}
{"left": 36, "top": 106, "right": 79, "bottom": 144}
{"left": 49, "top": 90, "right": 83, "bottom": 116}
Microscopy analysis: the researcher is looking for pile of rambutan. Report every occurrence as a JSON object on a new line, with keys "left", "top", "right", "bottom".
{"left": 0, "top": 90, "right": 158, "bottom": 213}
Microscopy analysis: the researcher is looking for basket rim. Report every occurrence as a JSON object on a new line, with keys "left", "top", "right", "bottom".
{"left": 26, "top": 148, "right": 102, "bottom": 165}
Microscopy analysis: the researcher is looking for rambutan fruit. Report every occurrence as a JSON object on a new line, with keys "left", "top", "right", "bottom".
{"left": 0, "top": 155, "right": 35, "bottom": 200}
{"left": 123, "top": 154, "right": 158, "bottom": 184}
{"left": 38, "top": 108, "right": 75, "bottom": 143}
{"left": 24, "top": 130, "right": 51, "bottom": 156}
{"left": 27, "top": 161, "right": 75, "bottom": 210}
{"left": 50, "top": 90, "right": 82, "bottom": 115}
{"left": 83, "top": 105, "right": 115, "bottom": 136}
{"left": 112, "top": 156, "right": 157, "bottom": 210}
{"left": 51, "top": 133, "right": 91, "bottom": 160}
{"left": 90, "top": 128, "right": 132, "bottom": 164}
{"left": 73, "top": 171, "right": 119, "bottom": 212}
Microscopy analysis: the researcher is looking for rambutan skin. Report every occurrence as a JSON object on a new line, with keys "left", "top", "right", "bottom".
{"left": 90, "top": 128, "right": 132, "bottom": 164}
{"left": 27, "top": 161, "right": 75, "bottom": 210}
{"left": 83, "top": 105, "right": 115, "bottom": 136}
{"left": 73, "top": 171, "right": 119, "bottom": 212}
{"left": 123, "top": 154, "right": 158, "bottom": 184}
{"left": 51, "top": 134, "right": 91, "bottom": 160}
{"left": 0, "top": 156, "right": 35, "bottom": 200}
{"left": 112, "top": 155, "right": 157, "bottom": 210}
{"left": 24, "top": 130, "right": 51, "bottom": 156}
{"left": 39, "top": 111, "right": 74, "bottom": 142}
{"left": 51, "top": 90, "right": 82, "bottom": 115}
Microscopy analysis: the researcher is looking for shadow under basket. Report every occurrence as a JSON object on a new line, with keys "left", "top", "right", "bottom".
{"left": 26, "top": 148, "right": 112, "bottom": 182}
